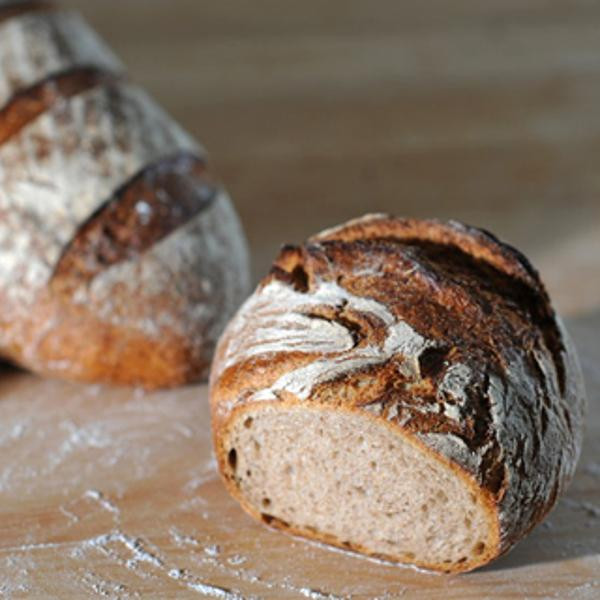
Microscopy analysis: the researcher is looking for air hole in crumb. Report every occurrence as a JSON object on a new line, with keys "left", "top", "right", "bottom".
{"left": 405, "top": 552, "right": 416, "bottom": 560}
{"left": 244, "top": 417, "right": 253, "bottom": 429}
{"left": 342, "top": 541, "right": 352, "bottom": 548}
{"left": 418, "top": 346, "right": 448, "bottom": 379}
{"left": 436, "top": 490, "right": 448, "bottom": 503}
{"left": 457, "top": 557, "right": 467, "bottom": 564}
{"left": 464, "top": 517, "right": 472, "bottom": 528}
{"left": 284, "top": 465, "right": 293, "bottom": 475}
{"left": 370, "top": 461, "right": 377, "bottom": 469}
{"left": 474, "top": 542, "right": 486, "bottom": 555}
{"left": 358, "top": 436, "right": 364, "bottom": 444}
{"left": 262, "top": 498, "right": 271, "bottom": 508}
{"left": 253, "top": 440, "right": 261, "bottom": 452}
{"left": 421, "top": 503, "right": 429, "bottom": 513}
{"left": 227, "top": 448, "right": 237, "bottom": 471}
{"left": 246, "top": 470, "right": 251, "bottom": 477}
{"left": 443, "top": 559, "right": 452, "bottom": 564}
{"left": 261, "top": 514, "right": 289, "bottom": 528}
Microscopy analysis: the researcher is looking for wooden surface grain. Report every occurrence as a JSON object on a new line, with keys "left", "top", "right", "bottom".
{"left": 2, "top": 1, "right": 600, "bottom": 598}
{"left": 58, "top": 0, "right": 600, "bottom": 316}
{"left": 0, "top": 313, "right": 598, "bottom": 599}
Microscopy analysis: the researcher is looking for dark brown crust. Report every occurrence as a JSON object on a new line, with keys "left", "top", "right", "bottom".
{"left": 0, "top": 66, "right": 118, "bottom": 145}
{"left": 0, "top": 1, "right": 54, "bottom": 24}
{"left": 311, "top": 215, "right": 566, "bottom": 397}
{"left": 51, "top": 153, "right": 215, "bottom": 291}
{"left": 210, "top": 214, "right": 583, "bottom": 573}
{"left": 266, "top": 231, "right": 562, "bottom": 499}
{"left": 239, "top": 224, "right": 565, "bottom": 489}
{"left": 310, "top": 215, "right": 544, "bottom": 293}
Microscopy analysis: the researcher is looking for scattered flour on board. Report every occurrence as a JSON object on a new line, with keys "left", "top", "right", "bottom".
{"left": 169, "top": 527, "right": 201, "bottom": 548}
{"left": 84, "top": 490, "right": 121, "bottom": 518}
{"left": 167, "top": 569, "right": 246, "bottom": 599}
{"left": 0, "top": 422, "right": 27, "bottom": 446}
{"left": 204, "top": 544, "right": 221, "bottom": 557}
{"left": 298, "top": 587, "right": 347, "bottom": 600}
{"left": 86, "top": 531, "right": 164, "bottom": 569}
{"left": 79, "top": 571, "right": 135, "bottom": 599}
{"left": 59, "top": 505, "right": 80, "bottom": 524}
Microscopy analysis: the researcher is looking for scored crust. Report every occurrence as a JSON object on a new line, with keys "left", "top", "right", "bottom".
{"left": 0, "top": 179, "right": 248, "bottom": 388}
{"left": 0, "top": 8, "right": 123, "bottom": 108}
{"left": 0, "top": 7, "right": 250, "bottom": 386}
{"left": 210, "top": 214, "right": 586, "bottom": 572}
{"left": 0, "top": 66, "right": 118, "bottom": 145}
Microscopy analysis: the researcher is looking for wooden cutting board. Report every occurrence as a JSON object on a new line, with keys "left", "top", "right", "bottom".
{"left": 1, "top": 1, "right": 600, "bottom": 597}
{"left": 0, "top": 312, "right": 598, "bottom": 599}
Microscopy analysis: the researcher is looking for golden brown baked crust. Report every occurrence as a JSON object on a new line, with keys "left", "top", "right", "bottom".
{"left": 0, "top": 66, "right": 116, "bottom": 145}
{"left": 210, "top": 214, "right": 586, "bottom": 572}
{"left": 0, "top": 6, "right": 249, "bottom": 387}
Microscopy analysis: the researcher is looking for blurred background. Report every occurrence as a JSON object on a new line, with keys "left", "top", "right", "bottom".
{"left": 64, "top": 0, "right": 600, "bottom": 316}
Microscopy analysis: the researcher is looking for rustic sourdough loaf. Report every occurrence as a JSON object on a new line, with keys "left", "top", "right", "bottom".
{"left": 0, "top": 2, "right": 249, "bottom": 387}
{"left": 210, "top": 214, "right": 586, "bottom": 573}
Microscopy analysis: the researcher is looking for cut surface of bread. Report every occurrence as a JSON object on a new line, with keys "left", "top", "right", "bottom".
{"left": 210, "top": 214, "right": 586, "bottom": 573}
{"left": 222, "top": 404, "right": 497, "bottom": 572}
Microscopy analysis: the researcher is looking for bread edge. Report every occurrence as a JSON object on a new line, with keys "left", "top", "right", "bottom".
{"left": 211, "top": 399, "right": 502, "bottom": 574}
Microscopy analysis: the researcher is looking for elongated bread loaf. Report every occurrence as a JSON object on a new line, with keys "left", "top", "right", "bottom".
{"left": 0, "top": 2, "right": 249, "bottom": 387}
{"left": 210, "top": 214, "right": 586, "bottom": 573}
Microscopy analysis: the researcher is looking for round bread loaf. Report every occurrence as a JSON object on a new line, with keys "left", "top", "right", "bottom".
{"left": 0, "top": 3, "right": 249, "bottom": 387}
{"left": 210, "top": 214, "right": 586, "bottom": 573}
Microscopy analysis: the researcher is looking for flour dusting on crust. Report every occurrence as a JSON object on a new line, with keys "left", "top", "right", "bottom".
{"left": 0, "top": 10, "right": 123, "bottom": 108}
{"left": 211, "top": 215, "right": 587, "bottom": 567}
